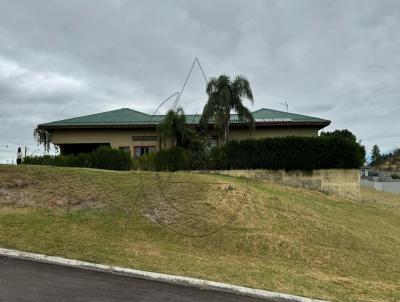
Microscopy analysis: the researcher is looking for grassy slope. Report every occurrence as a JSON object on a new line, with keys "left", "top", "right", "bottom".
{"left": 0, "top": 165, "right": 399, "bottom": 302}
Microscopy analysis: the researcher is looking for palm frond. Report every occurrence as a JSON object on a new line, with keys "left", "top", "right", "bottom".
{"left": 200, "top": 74, "right": 255, "bottom": 146}
{"left": 235, "top": 102, "right": 255, "bottom": 130}
{"left": 233, "top": 75, "right": 254, "bottom": 105}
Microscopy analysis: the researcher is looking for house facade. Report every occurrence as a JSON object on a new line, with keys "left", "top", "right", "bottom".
{"left": 38, "top": 108, "right": 330, "bottom": 157}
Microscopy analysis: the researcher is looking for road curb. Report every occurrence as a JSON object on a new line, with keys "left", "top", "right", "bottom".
{"left": 0, "top": 247, "right": 328, "bottom": 302}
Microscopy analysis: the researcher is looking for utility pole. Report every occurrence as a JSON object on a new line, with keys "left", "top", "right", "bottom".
{"left": 24, "top": 146, "right": 27, "bottom": 158}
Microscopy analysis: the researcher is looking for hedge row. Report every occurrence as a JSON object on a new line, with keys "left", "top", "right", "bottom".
{"left": 24, "top": 136, "right": 365, "bottom": 172}
{"left": 219, "top": 136, "right": 365, "bottom": 170}
{"left": 135, "top": 147, "right": 193, "bottom": 172}
{"left": 137, "top": 136, "right": 365, "bottom": 171}
{"left": 23, "top": 146, "right": 132, "bottom": 171}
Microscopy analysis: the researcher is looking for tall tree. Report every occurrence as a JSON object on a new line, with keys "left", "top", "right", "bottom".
{"left": 320, "top": 129, "right": 357, "bottom": 142}
{"left": 157, "top": 107, "right": 187, "bottom": 149}
{"left": 200, "top": 75, "right": 255, "bottom": 146}
{"left": 370, "top": 144, "right": 382, "bottom": 166}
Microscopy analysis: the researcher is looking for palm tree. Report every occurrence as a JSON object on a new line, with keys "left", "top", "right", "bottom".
{"left": 158, "top": 107, "right": 187, "bottom": 149}
{"left": 200, "top": 75, "right": 255, "bottom": 146}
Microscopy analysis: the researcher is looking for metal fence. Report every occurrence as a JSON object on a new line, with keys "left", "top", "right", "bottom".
{"left": 0, "top": 144, "right": 48, "bottom": 165}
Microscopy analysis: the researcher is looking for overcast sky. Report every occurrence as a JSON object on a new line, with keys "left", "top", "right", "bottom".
{"left": 0, "top": 0, "right": 399, "bottom": 162}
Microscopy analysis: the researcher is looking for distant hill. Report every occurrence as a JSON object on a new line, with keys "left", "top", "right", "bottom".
{"left": 377, "top": 154, "right": 400, "bottom": 171}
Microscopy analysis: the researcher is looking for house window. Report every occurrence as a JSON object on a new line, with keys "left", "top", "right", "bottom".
{"left": 134, "top": 146, "right": 156, "bottom": 158}
{"left": 118, "top": 146, "right": 131, "bottom": 153}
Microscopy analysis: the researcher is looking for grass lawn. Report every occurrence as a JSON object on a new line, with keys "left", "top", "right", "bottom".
{"left": 0, "top": 165, "right": 399, "bottom": 301}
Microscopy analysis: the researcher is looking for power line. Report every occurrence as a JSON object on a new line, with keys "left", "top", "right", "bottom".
{"left": 173, "top": 57, "right": 208, "bottom": 110}
{"left": 150, "top": 92, "right": 180, "bottom": 119}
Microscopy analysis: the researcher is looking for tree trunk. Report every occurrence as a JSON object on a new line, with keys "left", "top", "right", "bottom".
{"left": 223, "top": 120, "right": 230, "bottom": 146}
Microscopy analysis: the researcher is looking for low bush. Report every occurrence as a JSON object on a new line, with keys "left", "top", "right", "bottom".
{"left": 134, "top": 152, "right": 157, "bottom": 171}
{"left": 23, "top": 146, "right": 132, "bottom": 171}
{"left": 23, "top": 155, "right": 56, "bottom": 166}
{"left": 206, "top": 147, "right": 226, "bottom": 170}
{"left": 391, "top": 174, "right": 400, "bottom": 180}
{"left": 136, "top": 146, "right": 215, "bottom": 171}
{"left": 154, "top": 147, "right": 189, "bottom": 171}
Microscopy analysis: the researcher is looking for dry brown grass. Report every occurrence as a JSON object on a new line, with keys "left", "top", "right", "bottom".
{"left": 361, "top": 186, "right": 400, "bottom": 211}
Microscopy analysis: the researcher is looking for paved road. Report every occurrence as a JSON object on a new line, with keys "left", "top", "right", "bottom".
{"left": 0, "top": 256, "right": 274, "bottom": 302}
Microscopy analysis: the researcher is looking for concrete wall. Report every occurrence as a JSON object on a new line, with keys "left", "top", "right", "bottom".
{"left": 191, "top": 169, "right": 361, "bottom": 200}
{"left": 361, "top": 179, "right": 400, "bottom": 194}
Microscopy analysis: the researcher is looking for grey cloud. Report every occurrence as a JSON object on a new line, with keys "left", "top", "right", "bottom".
{"left": 0, "top": 0, "right": 399, "bottom": 161}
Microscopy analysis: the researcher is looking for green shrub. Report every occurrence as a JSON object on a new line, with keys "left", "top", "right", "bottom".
{"left": 23, "top": 146, "right": 132, "bottom": 171}
{"left": 133, "top": 147, "right": 208, "bottom": 171}
{"left": 23, "top": 155, "right": 56, "bottom": 166}
{"left": 136, "top": 152, "right": 157, "bottom": 171}
{"left": 24, "top": 135, "right": 365, "bottom": 172}
{"left": 391, "top": 174, "right": 400, "bottom": 180}
{"left": 219, "top": 136, "right": 365, "bottom": 170}
{"left": 205, "top": 146, "right": 225, "bottom": 170}
{"left": 129, "top": 135, "right": 365, "bottom": 171}
{"left": 88, "top": 146, "right": 131, "bottom": 170}
{"left": 154, "top": 147, "right": 189, "bottom": 171}
{"left": 131, "top": 158, "right": 139, "bottom": 170}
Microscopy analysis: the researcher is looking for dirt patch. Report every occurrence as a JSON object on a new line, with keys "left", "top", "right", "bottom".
{"left": 0, "top": 186, "right": 103, "bottom": 209}
{"left": 0, "top": 167, "right": 105, "bottom": 209}
{"left": 0, "top": 187, "right": 29, "bottom": 206}
{"left": 45, "top": 194, "right": 104, "bottom": 209}
{"left": 0, "top": 173, "right": 37, "bottom": 190}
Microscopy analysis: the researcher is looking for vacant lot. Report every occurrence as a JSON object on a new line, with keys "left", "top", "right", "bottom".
{"left": 0, "top": 165, "right": 399, "bottom": 302}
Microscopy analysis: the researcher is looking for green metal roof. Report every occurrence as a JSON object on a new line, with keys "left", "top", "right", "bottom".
{"left": 38, "top": 107, "right": 330, "bottom": 129}
{"left": 251, "top": 108, "right": 328, "bottom": 123}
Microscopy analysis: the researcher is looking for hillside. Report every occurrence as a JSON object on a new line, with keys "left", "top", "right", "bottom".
{"left": 0, "top": 165, "right": 399, "bottom": 302}
{"left": 378, "top": 154, "right": 400, "bottom": 171}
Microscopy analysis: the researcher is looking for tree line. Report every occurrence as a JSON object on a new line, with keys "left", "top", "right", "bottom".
{"left": 370, "top": 145, "right": 400, "bottom": 166}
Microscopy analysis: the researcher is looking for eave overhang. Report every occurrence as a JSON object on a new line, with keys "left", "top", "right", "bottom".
{"left": 38, "top": 120, "right": 331, "bottom": 131}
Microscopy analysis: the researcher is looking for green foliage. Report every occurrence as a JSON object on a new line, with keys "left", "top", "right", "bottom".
{"left": 320, "top": 129, "right": 357, "bottom": 142}
{"left": 375, "top": 147, "right": 400, "bottom": 167}
{"left": 370, "top": 144, "right": 383, "bottom": 166}
{"left": 136, "top": 128, "right": 211, "bottom": 171}
{"left": 130, "top": 132, "right": 365, "bottom": 171}
{"left": 154, "top": 147, "right": 189, "bottom": 171}
{"left": 219, "top": 135, "right": 365, "bottom": 170}
{"left": 33, "top": 127, "right": 52, "bottom": 152}
{"left": 206, "top": 147, "right": 226, "bottom": 170}
{"left": 23, "top": 146, "right": 132, "bottom": 171}
{"left": 200, "top": 74, "right": 255, "bottom": 146}
{"left": 23, "top": 155, "right": 55, "bottom": 166}
{"left": 181, "top": 128, "right": 211, "bottom": 169}
{"left": 391, "top": 174, "right": 400, "bottom": 180}
{"left": 158, "top": 107, "right": 187, "bottom": 149}
{"left": 135, "top": 152, "right": 157, "bottom": 171}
